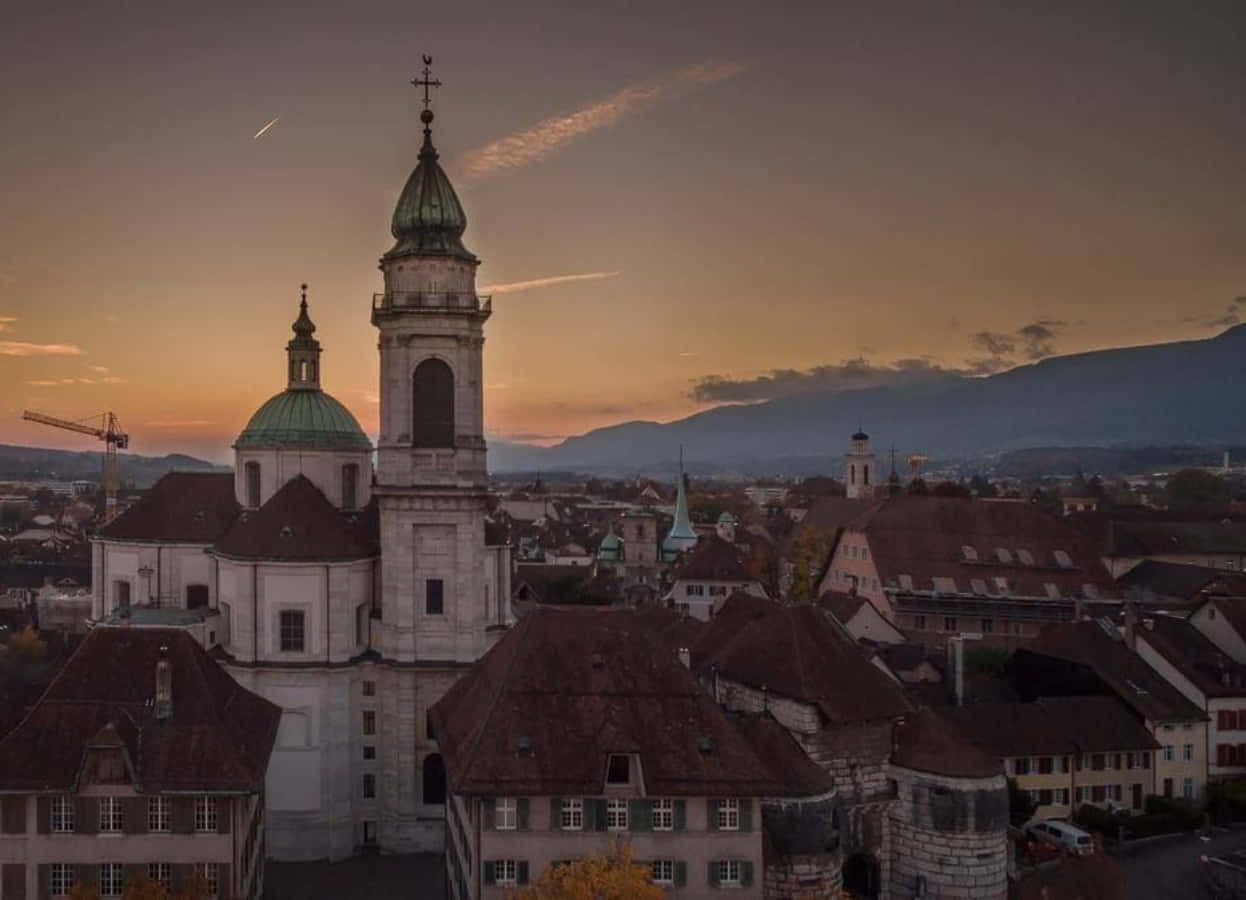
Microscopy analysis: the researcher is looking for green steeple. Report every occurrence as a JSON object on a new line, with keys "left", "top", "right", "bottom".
{"left": 662, "top": 448, "right": 698, "bottom": 560}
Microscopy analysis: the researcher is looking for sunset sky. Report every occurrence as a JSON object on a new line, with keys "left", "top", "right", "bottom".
{"left": 1, "top": 1, "right": 1243, "bottom": 461}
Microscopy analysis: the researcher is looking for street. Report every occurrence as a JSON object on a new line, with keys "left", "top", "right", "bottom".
{"left": 1121, "top": 830, "right": 1246, "bottom": 900}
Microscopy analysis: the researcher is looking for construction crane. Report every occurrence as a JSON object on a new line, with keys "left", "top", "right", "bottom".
{"left": 21, "top": 410, "right": 129, "bottom": 523}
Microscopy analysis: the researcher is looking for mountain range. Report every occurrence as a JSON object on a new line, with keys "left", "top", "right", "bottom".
{"left": 490, "top": 325, "right": 1246, "bottom": 473}
{"left": 0, "top": 444, "right": 227, "bottom": 488}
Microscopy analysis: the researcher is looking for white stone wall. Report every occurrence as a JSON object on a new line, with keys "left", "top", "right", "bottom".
{"left": 1190, "top": 600, "right": 1246, "bottom": 664}
{"left": 92, "top": 540, "right": 216, "bottom": 617}
{"left": 234, "top": 447, "right": 373, "bottom": 510}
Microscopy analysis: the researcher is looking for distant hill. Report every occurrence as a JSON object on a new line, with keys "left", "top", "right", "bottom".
{"left": 0, "top": 444, "right": 228, "bottom": 488}
{"left": 490, "top": 325, "right": 1246, "bottom": 473}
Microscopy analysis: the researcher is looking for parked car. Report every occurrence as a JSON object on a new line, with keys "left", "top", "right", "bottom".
{"left": 1025, "top": 819, "right": 1095, "bottom": 856}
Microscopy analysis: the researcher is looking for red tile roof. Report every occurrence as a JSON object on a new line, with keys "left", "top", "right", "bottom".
{"left": 728, "top": 712, "right": 834, "bottom": 796}
{"left": 942, "top": 696, "right": 1159, "bottom": 758}
{"left": 1134, "top": 614, "right": 1246, "bottom": 699}
{"left": 97, "top": 472, "right": 239, "bottom": 543}
{"left": 213, "top": 475, "right": 378, "bottom": 561}
{"left": 670, "top": 535, "right": 751, "bottom": 582}
{"left": 0, "top": 627, "right": 279, "bottom": 793}
{"left": 692, "top": 593, "right": 911, "bottom": 724}
{"left": 430, "top": 607, "right": 785, "bottom": 798}
{"left": 893, "top": 707, "right": 1003, "bottom": 779}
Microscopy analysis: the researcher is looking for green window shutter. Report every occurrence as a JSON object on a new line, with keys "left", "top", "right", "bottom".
{"left": 675, "top": 861, "right": 687, "bottom": 887}
{"left": 741, "top": 861, "right": 754, "bottom": 887}
{"left": 708, "top": 798, "right": 720, "bottom": 832}
{"left": 517, "top": 798, "right": 530, "bottom": 831}
{"left": 592, "top": 798, "right": 608, "bottom": 832}
{"left": 550, "top": 797, "right": 562, "bottom": 830}
{"left": 674, "top": 799, "right": 687, "bottom": 832}
{"left": 518, "top": 861, "right": 529, "bottom": 885}
{"left": 708, "top": 860, "right": 719, "bottom": 887}
{"left": 483, "top": 860, "right": 495, "bottom": 885}
{"left": 482, "top": 798, "right": 495, "bottom": 830}
{"left": 739, "top": 799, "right": 753, "bottom": 832}
{"left": 631, "top": 799, "right": 651, "bottom": 832}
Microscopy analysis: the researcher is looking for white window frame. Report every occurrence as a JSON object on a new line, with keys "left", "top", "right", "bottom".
{"left": 148, "top": 862, "right": 171, "bottom": 889}
{"left": 1163, "top": 745, "right": 1174, "bottom": 762}
{"left": 198, "top": 862, "right": 219, "bottom": 897}
{"left": 194, "top": 796, "right": 218, "bottom": 832}
{"left": 99, "top": 862, "right": 125, "bottom": 897}
{"left": 495, "top": 797, "right": 517, "bottom": 831}
{"left": 148, "top": 796, "right": 171, "bottom": 832}
{"left": 606, "top": 798, "right": 629, "bottom": 831}
{"left": 99, "top": 796, "right": 123, "bottom": 833}
{"left": 560, "top": 798, "right": 583, "bottom": 831}
{"left": 718, "top": 798, "right": 740, "bottom": 831}
{"left": 278, "top": 608, "right": 306, "bottom": 653}
{"left": 718, "top": 860, "right": 742, "bottom": 886}
{"left": 51, "top": 795, "right": 74, "bottom": 833}
{"left": 1184, "top": 743, "right": 1194, "bottom": 762}
{"left": 651, "top": 859, "right": 675, "bottom": 885}
{"left": 495, "top": 859, "right": 518, "bottom": 886}
{"left": 652, "top": 798, "right": 674, "bottom": 831}
{"left": 1183, "top": 777, "right": 1195, "bottom": 800}
{"left": 50, "top": 863, "right": 74, "bottom": 896}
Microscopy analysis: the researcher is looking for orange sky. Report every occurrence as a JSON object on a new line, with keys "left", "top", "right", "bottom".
{"left": 2, "top": 2, "right": 1243, "bottom": 462}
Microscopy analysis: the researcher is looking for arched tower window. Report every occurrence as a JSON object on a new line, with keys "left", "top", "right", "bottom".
{"left": 422, "top": 753, "right": 446, "bottom": 805}
{"left": 864, "top": 464, "right": 870, "bottom": 486}
{"left": 245, "top": 461, "right": 261, "bottom": 508}
{"left": 412, "top": 358, "right": 455, "bottom": 447}
{"left": 850, "top": 464, "right": 856, "bottom": 486}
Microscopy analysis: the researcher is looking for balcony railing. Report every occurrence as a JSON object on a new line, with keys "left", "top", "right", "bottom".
{"left": 372, "top": 291, "right": 492, "bottom": 314}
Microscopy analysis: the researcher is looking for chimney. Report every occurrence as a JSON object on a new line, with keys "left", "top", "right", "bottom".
{"left": 677, "top": 646, "right": 691, "bottom": 669}
{"left": 154, "top": 644, "right": 172, "bottom": 720}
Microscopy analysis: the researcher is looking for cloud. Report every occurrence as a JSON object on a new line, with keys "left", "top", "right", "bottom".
{"left": 26, "top": 375, "right": 125, "bottom": 386}
{"left": 103, "top": 314, "right": 120, "bottom": 323}
{"left": 690, "top": 357, "right": 961, "bottom": 404}
{"left": 480, "top": 271, "right": 620, "bottom": 295}
{"left": 1207, "top": 314, "right": 1239, "bottom": 328}
{"left": 144, "top": 419, "right": 214, "bottom": 428}
{"left": 970, "top": 331, "right": 1016, "bottom": 356}
{"left": 26, "top": 379, "right": 61, "bottom": 386}
{"left": 678, "top": 352, "right": 699, "bottom": 358}
{"left": 0, "top": 341, "right": 84, "bottom": 357}
{"left": 361, "top": 391, "right": 379, "bottom": 405}
{"left": 486, "top": 383, "right": 512, "bottom": 390}
{"left": 454, "top": 60, "right": 748, "bottom": 185}
{"left": 1017, "top": 319, "right": 1066, "bottom": 359}
{"left": 88, "top": 365, "right": 109, "bottom": 373}
{"left": 0, "top": 316, "right": 16, "bottom": 333}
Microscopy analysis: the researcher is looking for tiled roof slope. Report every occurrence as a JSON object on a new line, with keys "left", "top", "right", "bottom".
{"left": 671, "top": 535, "right": 751, "bottom": 581}
{"left": 943, "top": 696, "right": 1159, "bottom": 758}
{"left": 96, "top": 472, "right": 239, "bottom": 543}
{"left": 1118, "top": 560, "right": 1246, "bottom": 603}
{"left": 0, "top": 628, "right": 280, "bottom": 793}
{"left": 214, "top": 475, "right": 378, "bottom": 561}
{"left": 729, "top": 712, "right": 834, "bottom": 796}
{"left": 1022, "top": 620, "right": 1204, "bottom": 724}
{"left": 817, "top": 590, "right": 868, "bottom": 625}
{"left": 849, "top": 496, "right": 1116, "bottom": 597}
{"left": 1108, "top": 520, "right": 1246, "bottom": 557}
{"left": 692, "top": 593, "right": 912, "bottom": 724}
{"left": 430, "top": 607, "right": 784, "bottom": 798}
{"left": 893, "top": 707, "right": 1003, "bottom": 778}
{"left": 1137, "top": 614, "right": 1246, "bottom": 698}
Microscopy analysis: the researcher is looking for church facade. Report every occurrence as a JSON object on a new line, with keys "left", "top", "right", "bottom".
{"left": 91, "top": 81, "right": 511, "bottom": 861}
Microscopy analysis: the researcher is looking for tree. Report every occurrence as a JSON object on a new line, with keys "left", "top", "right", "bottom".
{"left": 1165, "top": 467, "right": 1230, "bottom": 507}
{"left": 1008, "top": 777, "right": 1036, "bottom": 827}
{"left": 68, "top": 884, "right": 99, "bottom": 900}
{"left": 8, "top": 625, "right": 47, "bottom": 660}
{"left": 122, "top": 875, "right": 170, "bottom": 900}
{"left": 906, "top": 478, "right": 929, "bottom": 495}
{"left": 786, "top": 525, "right": 835, "bottom": 604}
{"left": 968, "top": 474, "right": 997, "bottom": 498}
{"left": 509, "top": 840, "right": 663, "bottom": 900}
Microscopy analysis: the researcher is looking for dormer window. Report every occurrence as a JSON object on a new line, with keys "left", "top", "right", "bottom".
{"left": 606, "top": 754, "right": 631, "bottom": 785}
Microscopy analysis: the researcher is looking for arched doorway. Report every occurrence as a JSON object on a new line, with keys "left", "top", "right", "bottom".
{"left": 412, "top": 358, "right": 454, "bottom": 447}
{"left": 842, "top": 852, "right": 880, "bottom": 899}
{"left": 422, "top": 752, "right": 446, "bottom": 805}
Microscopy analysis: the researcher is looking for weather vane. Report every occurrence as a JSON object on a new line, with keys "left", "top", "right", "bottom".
{"left": 411, "top": 55, "right": 441, "bottom": 112}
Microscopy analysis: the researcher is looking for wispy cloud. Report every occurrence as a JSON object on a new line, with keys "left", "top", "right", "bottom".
{"left": 253, "top": 115, "right": 280, "bottom": 140}
{"left": 26, "top": 375, "right": 125, "bottom": 386}
{"left": 361, "top": 391, "right": 379, "bottom": 405}
{"left": 454, "top": 60, "right": 748, "bottom": 185}
{"left": 0, "top": 341, "right": 84, "bottom": 357}
{"left": 679, "top": 352, "right": 699, "bottom": 358}
{"left": 88, "top": 365, "right": 109, "bottom": 374}
{"left": 145, "top": 419, "right": 214, "bottom": 428}
{"left": 480, "top": 271, "right": 620, "bottom": 295}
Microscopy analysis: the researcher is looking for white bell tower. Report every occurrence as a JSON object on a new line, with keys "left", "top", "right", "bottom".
{"left": 845, "top": 428, "right": 876, "bottom": 500}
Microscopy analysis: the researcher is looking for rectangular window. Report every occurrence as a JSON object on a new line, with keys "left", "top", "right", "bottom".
{"left": 99, "top": 863, "right": 124, "bottom": 897}
{"left": 606, "top": 754, "right": 631, "bottom": 785}
{"left": 1013, "top": 757, "right": 1031, "bottom": 776}
{"left": 944, "top": 616, "right": 958, "bottom": 633}
{"left": 51, "top": 863, "right": 74, "bottom": 896}
{"left": 981, "top": 618, "right": 994, "bottom": 634}
{"left": 197, "top": 862, "right": 219, "bottom": 898}
{"left": 194, "top": 796, "right": 218, "bottom": 832}
{"left": 363, "top": 774, "right": 376, "bottom": 799}
{"left": 362, "top": 680, "right": 376, "bottom": 697}
{"left": 1113, "top": 753, "right": 1122, "bottom": 770}
{"left": 1163, "top": 745, "right": 1174, "bottom": 762}
{"left": 51, "top": 795, "right": 74, "bottom": 833}
{"left": 99, "top": 796, "right": 123, "bottom": 833}
{"left": 495, "top": 859, "right": 518, "bottom": 886}
{"left": 363, "top": 745, "right": 376, "bottom": 760}
{"left": 1038, "top": 757, "right": 1053, "bottom": 774}
{"left": 495, "top": 798, "right": 517, "bottom": 831}
{"left": 279, "top": 609, "right": 305, "bottom": 652}
{"left": 149, "top": 796, "right": 171, "bottom": 832}
{"left": 1126, "top": 752, "right": 1136, "bottom": 770}
{"left": 652, "top": 798, "right": 674, "bottom": 831}
{"left": 147, "top": 863, "right": 171, "bottom": 889}
{"left": 114, "top": 579, "right": 131, "bottom": 610}
{"left": 913, "top": 615, "right": 927, "bottom": 630}
{"left": 1039, "top": 788, "right": 1053, "bottom": 805}
{"left": 1091, "top": 785, "right": 1106, "bottom": 803}
{"left": 1091, "top": 753, "right": 1105, "bottom": 771}
{"left": 651, "top": 860, "right": 675, "bottom": 885}
{"left": 1184, "top": 743, "right": 1194, "bottom": 762}
{"left": 560, "top": 798, "right": 583, "bottom": 831}
{"left": 1164, "top": 777, "right": 1174, "bottom": 797}
{"left": 1075, "top": 786, "right": 1085, "bottom": 803}
{"left": 718, "top": 798, "right": 740, "bottom": 831}
{"left": 1057, "top": 788, "right": 1069, "bottom": 805}
{"left": 342, "top": 463, "right": 359, "bottom": 511}
{"left": 606, "top": 798, "right": 629, "bottom": 831}
{"left": 426, "top": 578, "right": 444, "bottom": 615}
{"left": 363, "top": 710, "right": 376, "bottom": 735}
{"left": 1184, "top": 778, "right": 1195, "bottom": 800}
{"left": 718, "top": 860, "right": 742, "bottom": 886}
{"left": 1061, "top": 756, "right": 1071, "bottom": 773}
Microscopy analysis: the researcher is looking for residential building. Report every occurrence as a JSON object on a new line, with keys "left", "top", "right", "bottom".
{"left": 663, "top": 536, "right": 767, "bottom": 620}
{"left": 0, "top": 627, "right": 278, "bottom": 900}
{"left": 945, "top": 697, "right": 1159, "bottom": 820}
{"left": 1103, "top": 520, "right": 1246, "bottom": 578}
{"left": 818, "top": 590, "right": 905, "bottom": 645}
{"left": 1187, "top": 595, "right": 1246, "bottom": 664}
{"left": 1117, "top": 560, "right": 1246, "bottom": 612}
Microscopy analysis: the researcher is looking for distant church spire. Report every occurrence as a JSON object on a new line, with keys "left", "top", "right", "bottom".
{"left": 287, "top": 283, "right": 322, "bottom": 391}
{"left": 662, "top": 445, "right": 698, "bottom": 560}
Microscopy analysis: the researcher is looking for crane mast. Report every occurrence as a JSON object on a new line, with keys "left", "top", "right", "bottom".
{"left": 21, "top": 410, "right": 130, "bottom": 524}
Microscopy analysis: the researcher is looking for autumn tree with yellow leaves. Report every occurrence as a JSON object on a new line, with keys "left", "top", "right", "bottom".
{"left": 507, "top": 840, "right": 664, "bottom": 900}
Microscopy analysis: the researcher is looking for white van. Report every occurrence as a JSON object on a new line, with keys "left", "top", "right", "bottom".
{"left": 1025, "top": 819, "right": 1095, "bottom": 856}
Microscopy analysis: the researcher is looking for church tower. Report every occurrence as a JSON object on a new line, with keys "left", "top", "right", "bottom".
{"left": 845, "top": 428, "right": 876, "bottom": 500}
{"left": 371, "top": 59, "right": 492, "bottom": 852}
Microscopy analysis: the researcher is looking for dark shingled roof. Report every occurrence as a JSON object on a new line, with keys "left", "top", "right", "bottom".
{"left": 943, "top": 696, "right": 1159, "bottom": 758}
{"left": 893, "top": 707, "right": 1003, "bottom": 778}
{"left": 213, "top": 475, "right": 378, "bottom": 561}
{"left": 430, "top": 607, "right": 784, "bottom": 798}
{"left": 1025, "top": 620, "right": 1205, "bottom": 724}
{"left": 628, "top": 605, "right": 708, "bottom": 655}
{"left": 1108, "top": 520, "right": 1246, "bottom": 557}
{"left": 670, "top": 535, "right": 751, "bottom": 582}
{"left": 1118, "top": 560, "right": 1246, "bottom": 604}
{"left": 1135, "top": 614, "right": 1246, "bottom": 699}
{"left": 97, "top": 472, "right": 239, "bottom": 543}
{"left": 0, "top": 627, "right": 280, "bottom": 793}
{"left": 729, "top": 712, "right": 834, "bottom": 797}
{"left": 693, "top": 593, "right": 912, "bottom": 724}
{"left": 817, "top": 590, "right": 868, "bottom": 625}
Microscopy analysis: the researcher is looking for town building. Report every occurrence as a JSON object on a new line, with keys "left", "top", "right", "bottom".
{"left": 944, "top": 696, "right": 1159, "bottom": 820}
{"left": 844, "top": 430, "right": 877, "bottom": 501}
{"left": 818, "top": 590, "right": 905, "bottom": 646}
{"left": 1188, "top": 595, "right": 1246, "bottom": 663}
{"left": 0, "top": 627, "right": 279, "bottom": 900}
{"left": 1117, "top": 560, "right": 1246, "bottom": 612}
{"left": 663, "top": 536, "right": 767, "bottom": 621}
{"left": 1102, "top": 520, "right": 1246, "bottom": 578}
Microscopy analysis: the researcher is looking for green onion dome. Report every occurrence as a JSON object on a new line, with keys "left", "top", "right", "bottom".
{"left": 235, "top": 390, "right": 372, "bottom": 451}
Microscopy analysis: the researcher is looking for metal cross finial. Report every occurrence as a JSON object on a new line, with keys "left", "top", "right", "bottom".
{"left": 411, "top": 54, "right": 442, "bottom": 111}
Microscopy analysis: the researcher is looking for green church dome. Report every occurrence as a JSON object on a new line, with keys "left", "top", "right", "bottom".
{"left": 236, "top": 389, "right": 372, "bottom": 451}
{"left": 384, "top": 110, "right": 476, "bottom": 263}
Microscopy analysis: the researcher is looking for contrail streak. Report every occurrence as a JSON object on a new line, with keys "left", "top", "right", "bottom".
{"left": 480, "top": 271, "right": 621, "bottom": 295}
{"left": 253, "top": 115, "right": 280, "bottom": 140}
